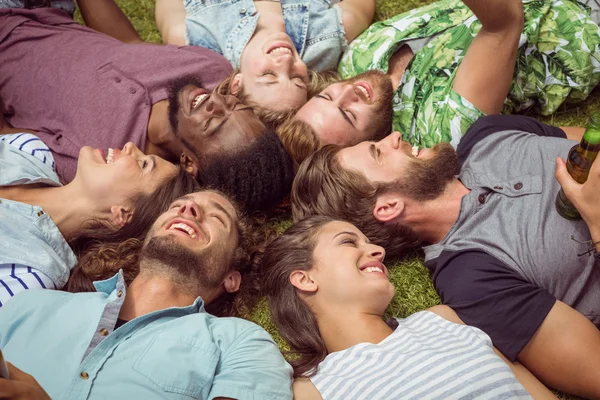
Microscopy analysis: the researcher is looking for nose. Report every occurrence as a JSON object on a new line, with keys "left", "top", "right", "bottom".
{"left": 122, "top": 142, "right": 144, "bottom": 157}
{"left": 385, "top": 131, "right": 402, "bottom": 150}
{"left": 338, "top": 84, "right": 360, "bottom": 106}
{"left": 205, "top": 94, "right": 229, "bottom": 116}
{"left": 368, "top": 244, "right": 386, "bottom": 262}
{"left": 177, "top": 200, "right": 202, "bottom": 220}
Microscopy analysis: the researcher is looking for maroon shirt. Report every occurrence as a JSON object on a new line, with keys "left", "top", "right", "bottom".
{"left": 0, "top": 8, "right": 233, "bottom": 182}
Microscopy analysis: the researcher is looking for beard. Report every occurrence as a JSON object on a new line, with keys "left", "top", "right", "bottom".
{"left": 167, "top": 75, "right": 205, "bottom": 135}
{"left": 343, "top": 70, "right": 394, "bottom": 140}
{"left": 140, "top": 234, "right": 227, "bottom": 293}
{"left": 383, "top": 143, "right": 460, "bottom": 201}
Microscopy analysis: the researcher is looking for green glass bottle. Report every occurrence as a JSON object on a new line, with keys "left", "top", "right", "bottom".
{"left": 555, "top": 113, "right": 600, "bottom": 220}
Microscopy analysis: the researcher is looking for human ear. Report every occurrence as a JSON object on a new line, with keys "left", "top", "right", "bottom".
{"left": 179, "top": 152, "right": 199, "bottom": 178}
{"left": 229, "top": 73, "right": 243, "bottom": 96}
{"left": 110, "top": 206, "right": 133, "bottom": 228}
{"left": 373, "top": 193, "right": 404, "bottom": 223}
{"left": 290, "top": 270, "right": 318, "bottom": 293}
{"left": 223, "top": 270, "right": 241, "bottom": 293}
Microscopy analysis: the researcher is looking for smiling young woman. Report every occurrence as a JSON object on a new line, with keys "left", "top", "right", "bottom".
{"left": 261, "top": 216, "right": 556, "bottom": 399}
{"left": 0, "top": 133, "right": 198, "bottom": 304}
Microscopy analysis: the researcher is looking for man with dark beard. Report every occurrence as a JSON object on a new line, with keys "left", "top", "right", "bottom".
{"left": 290, "top": 114, "right": 600, "bottom": 399}
{"left": 0, "top": 190, "right": 293, "bottom": 399}
{"left": 0, "top": 2, "right": 267, "bottom": 182}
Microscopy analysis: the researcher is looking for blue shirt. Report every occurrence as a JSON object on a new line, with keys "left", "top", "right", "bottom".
{"left": 184, "top": 0, "right": 347, "bottom": 71}
{"left": 0, "top": 135, "right": 75, "bottom": 298}
{"left": 0, "top": 272, "right": 293, "bottom": 399}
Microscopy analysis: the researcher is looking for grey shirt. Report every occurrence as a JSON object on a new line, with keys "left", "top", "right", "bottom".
{"left": 424, "top": 115, "right": 600, "bottom": 359}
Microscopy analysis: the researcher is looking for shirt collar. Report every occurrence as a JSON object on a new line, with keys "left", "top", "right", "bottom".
{"left": 92, "top": 270, "right": 206, "bottom": 313}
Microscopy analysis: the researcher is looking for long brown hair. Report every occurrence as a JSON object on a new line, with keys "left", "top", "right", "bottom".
{"left": 261, "top": 215, "right": 335, "bottom": 377}
{"left": 291, "top": 145, "right": 420, "bottom": 259}
{"left": 66, "top": 167, "right": 200, "bottom": 292}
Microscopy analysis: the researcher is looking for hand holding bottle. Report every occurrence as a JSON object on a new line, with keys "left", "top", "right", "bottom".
{"left": 555, "top": 156, "right": 600, "bottom": 247}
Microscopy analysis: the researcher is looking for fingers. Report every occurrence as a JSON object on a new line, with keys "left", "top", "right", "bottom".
{"left": 5, "top": 364, "right": 26, "bottom": 382}
{"left": 554, "top": 157, "right": 580, "bottom": 198}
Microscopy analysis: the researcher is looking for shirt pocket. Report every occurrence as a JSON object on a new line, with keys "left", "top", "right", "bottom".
{"left": 133, "top": 333, "right": 220, "bottom": 398}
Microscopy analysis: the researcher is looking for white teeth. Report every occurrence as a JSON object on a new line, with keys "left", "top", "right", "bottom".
{"left": 192, "top": 94, "right": 208, "bottom": 110}
{"left": 169, "top": 222, "right": 197, "bottom": 239}
{"left": 363, "top": 266, "right": 383, "bottom": 273}
{"left": 106, "top": 148, "right": 114, "bottom": 164}
{"left": 412, "top": 146, "right": 419, "bottom": 157}
{"left": 356, "top": 85, "right": 370, "bottom": 101}
{"left": 268, "top": 47, "right": 292, "bottom": 55}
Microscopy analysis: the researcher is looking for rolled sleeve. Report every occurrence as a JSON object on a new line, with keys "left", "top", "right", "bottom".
{"left": 209, "top": 327, "right": 293, "bottom": 400}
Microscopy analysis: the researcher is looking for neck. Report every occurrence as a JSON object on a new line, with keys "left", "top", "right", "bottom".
{"left": 0, "top": 184, "right": 102, "bottom": 241}
{"left": 316, "top": 308, "right": 393, "bottom": 354}
{"left": 403, "top": 179, "right": 470, "bottom": 244}
{"left": 118, "top": 269, "right": 199, "bottom": 321}
{"left": 146, "top": 100, "right": 182, "bottom": 163}
{"left": 254, "top": 2, "right": 286, "bottom": 32}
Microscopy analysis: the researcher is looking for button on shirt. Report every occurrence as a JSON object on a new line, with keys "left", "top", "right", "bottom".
{"left": 0, "top": 272, "right": 293, "bottom": 399}
{"left": 0, "top": 136, "right": 76, "bottom": 305}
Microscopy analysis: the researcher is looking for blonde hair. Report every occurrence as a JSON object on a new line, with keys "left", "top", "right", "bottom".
{"left": 276, "top": 117, "right": 320, "bottom": 166}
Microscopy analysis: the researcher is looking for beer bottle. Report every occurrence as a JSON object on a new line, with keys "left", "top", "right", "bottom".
{"left": 555, "top": 113, "right": 600, "bottom": 220}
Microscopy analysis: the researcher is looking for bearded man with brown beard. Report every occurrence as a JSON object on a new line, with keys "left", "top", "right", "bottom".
{"left": 290, "top": 114, "right": 600, "bottom": 400}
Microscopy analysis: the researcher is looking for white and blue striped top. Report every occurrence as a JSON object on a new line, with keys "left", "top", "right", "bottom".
{"left": 309, "top": 311, "right": 531, "bottom": 400}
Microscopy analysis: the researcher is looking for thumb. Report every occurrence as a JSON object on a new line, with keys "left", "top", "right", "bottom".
{"left": 555, "top": 157, "right": 579, "bottom": 196}
{"left": 6, "top": 363, "right": 28, "bottom": 382}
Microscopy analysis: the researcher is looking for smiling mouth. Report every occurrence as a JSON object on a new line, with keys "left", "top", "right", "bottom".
{"left": 192, "top": 94, "right": 209, "bottom": 111}
{"left": 354, "top": 82, "right": 372, "bottom": 103}
{"left": 166, "top": 219, "right": 201, "bottom": 240}
{"left": 363, "top": 266, "right": 384, "bottom": 273}
{"left": 268, "top": 46, "right": 292, "bottom": 56}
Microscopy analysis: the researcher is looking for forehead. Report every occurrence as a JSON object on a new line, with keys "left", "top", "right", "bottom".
{"left": 296, "top": 100, "right": 350, "bottom": 144}
{"left": 250, "top": 83, "right": 307, "bottom": 109}
{"left": 337, "top": 142, "right": 373, "bottom": 171}
{"left": 316, "top": 220, "right": 364, "bottom": 243}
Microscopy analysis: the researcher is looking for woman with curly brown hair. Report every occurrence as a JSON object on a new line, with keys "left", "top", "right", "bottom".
{"left": 262, "top": 216, "right": 555, "bottom": 399}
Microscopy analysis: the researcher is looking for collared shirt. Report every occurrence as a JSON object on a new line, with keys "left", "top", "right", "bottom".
{"left": 0, "top": 136, "right": 76, "bottom": 304}
{"left": 423, "top": 115, "right": 600, "bottom": 359}
{"left": 0, "top": 272, "right": 293, "bottom": 399}
{"left": 0, "top": 8, "right": 232, "bottom": 182}
{"left": 184, "top": 0, "right": 347, "bottom": 71}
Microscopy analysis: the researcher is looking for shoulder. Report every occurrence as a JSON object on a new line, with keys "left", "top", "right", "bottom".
{"left": 426, "top": 305, "right": 464, "bottom": 324}
{"left": 293, "top": 378, "right": 323, "bottom": 400}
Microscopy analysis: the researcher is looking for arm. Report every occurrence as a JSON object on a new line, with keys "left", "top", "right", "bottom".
{"left": 560, "top": 126, "right": 585, "bottom": 142}
{"left": 453, "top": 0, "right": 524, "bottom": 115}
{"left": 517, "top": 300, "right": 600, "bottom": 399}
{"left": 334, "top": 0, "right": 376, "bottom": 43}
{"left": 75, "top": 0, "right": 144, "bottom": 44}
{"left": 292, "top": 378, "right": 323, "bottom": 400}
{"left": 428, "top": 305, "right": 556, "bottom": 399}
{"left": 155, "top": 0, "right": 187, "bottom": 46}
{"left": 208, "top": 327, "right": 293, "bottom": 400}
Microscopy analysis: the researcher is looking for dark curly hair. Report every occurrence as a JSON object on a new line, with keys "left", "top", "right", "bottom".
{"left": 197, "top": 131, "right": 295, "bottom": 212}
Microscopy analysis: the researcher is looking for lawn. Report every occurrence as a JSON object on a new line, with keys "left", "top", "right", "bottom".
{"left": 89, "top": 1, "right": 593, "bottom": 397}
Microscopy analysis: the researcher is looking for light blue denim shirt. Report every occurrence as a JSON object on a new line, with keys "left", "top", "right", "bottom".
{"left": 184, "top": 0, "right": 347, "bottom": 71}
{"left": 0, "top": 135, "right": 76, "bottom": 297}
{"left": 0, "top": 271, "right": 294, "bottom": 399}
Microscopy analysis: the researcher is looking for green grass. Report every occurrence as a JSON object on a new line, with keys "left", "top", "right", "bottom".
{"left": 100, "top": 1, "right": 592, "bottom": 397}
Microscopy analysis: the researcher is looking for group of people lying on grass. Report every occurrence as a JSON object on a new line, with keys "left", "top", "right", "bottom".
{"left": 0, "top": 0, "right": 599, "bottom": 398}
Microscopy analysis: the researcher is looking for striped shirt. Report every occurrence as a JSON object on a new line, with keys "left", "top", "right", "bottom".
{"left": 309, "top": 311, "right": 531, "bottom": 400}
{"left": 0, "top": 134, "right": 75, "bottom": 306}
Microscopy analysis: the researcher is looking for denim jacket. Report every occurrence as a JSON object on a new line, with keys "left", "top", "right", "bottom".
{"left": 0, "top": 135, "right": 76, "bottom": 292}
{"left": 184, "top": 0, "right": 347, "bottom": 71}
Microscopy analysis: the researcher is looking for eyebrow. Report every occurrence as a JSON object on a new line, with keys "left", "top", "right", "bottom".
{"left": 258, "top": 80, "right": 306, "bottom": 90}
{"left": 333, "top": 231, "right": 360, "bottom": 241}
{"left": 210, "top": 200, "right": 234, "bottom": 224}
{"left": 369, "top": 144, "right": 377, "bottom": 160}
